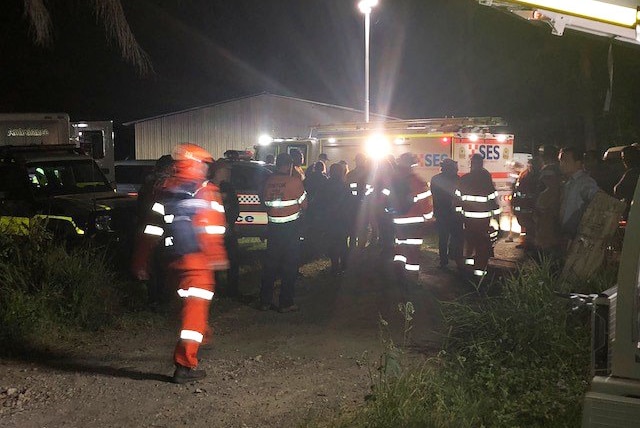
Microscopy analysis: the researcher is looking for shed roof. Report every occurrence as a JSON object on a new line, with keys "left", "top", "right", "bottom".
{"left": 123, "top": 92, "right": 397, "bottom": 126}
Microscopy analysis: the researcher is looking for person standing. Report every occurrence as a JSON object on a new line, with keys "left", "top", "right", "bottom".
{"left": 391, "top": 152, "right": 433, "bottom": 282}
{"left": 131, "top": 154, "right": 174, "bottom": 307}
{"left": 345, "top": 153, "right": 371, "bottom": 249}
{"left": 512, "top": 156, "right": 541, "bottom": 250}
{"left": 559, "top": 147, "right": 600, "bottom": 240}
{"left": 316, "top": 162, "right": 350, "bottom": 275}
{"left": 614, "top": 145, "right": 640, "bottom": 220}
{"left": 210, "top": 160, "right": 240, "bottom": 298}
{"left": 456, "top": 154, "right": 500, "bottom": 279}
{"left": 133, "top": 143, "right": 228, "bottom": 384}
{"left": 259, "top": 153, "right": 308, "bottom": 312}
{"left": 533, "top": 145, "right": 563, "bottom": 253}
{"left": 430, "top": 158, "right": 463, "bottom": 270}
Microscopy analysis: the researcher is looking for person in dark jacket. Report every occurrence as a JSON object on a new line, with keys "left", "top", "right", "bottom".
{"left": 430, "top": 158, "right": 462, "bottom": 269}
{"left": 133, "top": 154, "right": 174, "bottom": 306}
{"left": 316, "top": 162, "right": 350, "bottom": 275}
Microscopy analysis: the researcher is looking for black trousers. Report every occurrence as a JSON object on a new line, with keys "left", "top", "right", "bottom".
{"left": 260, "top": 220, "right": 302, "bottom": 307}
{"left": 435, "top": 214, "right": 463, "bottom": 267}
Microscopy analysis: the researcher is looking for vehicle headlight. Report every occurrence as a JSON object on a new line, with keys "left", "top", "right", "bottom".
{"left": 95, "top": 214, "right": 112, "bottom": 231}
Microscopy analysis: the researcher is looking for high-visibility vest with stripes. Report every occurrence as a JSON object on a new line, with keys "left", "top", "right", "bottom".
{"left": 262, "top": 172, "right": 307, "bottom": 224}
{"left": 392, "top": 172, "right": 433, "bottom": 225}
{"left": 455, "top": 169, "right": 500, "bottom": 220}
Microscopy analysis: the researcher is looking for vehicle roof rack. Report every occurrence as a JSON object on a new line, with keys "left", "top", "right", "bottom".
{"left": 310, "top": 117, "right": 509, "bottom": 138}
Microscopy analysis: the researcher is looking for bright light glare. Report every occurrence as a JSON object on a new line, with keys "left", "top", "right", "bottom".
{"left": 328, "top": 137, "right": 337, "bottom": 144}
{"left": 74, "top": 123, "right": 89, "bottom": 128}
{"left": 496, "top": 134, "right": 508, "bottom": 143}
{"left": 515, "top": 0, "right": 638, "bottom": 27}
{"left": 394, "top": 137, "right": 405, "bottom": 144}
{"left": 365, "top": 134, "right": 390, "bottom": 159}
{"left": 258, "top": 134, "right": 273, "bottom": 146}
{"left": 358, "top": 0, "right": 379, "bottom": 14}
{"left": 468, "top": 134, "right": 479, "bottom": 142}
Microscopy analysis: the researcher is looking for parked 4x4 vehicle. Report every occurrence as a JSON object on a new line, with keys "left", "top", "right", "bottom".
{"left": 0, "top": 145, "right": 137, "bottom": 245}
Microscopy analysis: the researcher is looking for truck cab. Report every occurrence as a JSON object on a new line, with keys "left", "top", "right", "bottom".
{"left": 0, "top": 145, "right": 136, "bottom": 244}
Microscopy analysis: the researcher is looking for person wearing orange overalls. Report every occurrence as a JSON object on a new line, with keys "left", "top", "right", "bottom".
{"left": 391, "top": 152, "right": 433, "bottom": 283}
{"left": 456, "top": 153, "right": 500, "bottom": 279}
{"left": 259, "top": 153, "right": 308, "bottom": 313}
{"left": 132, "top": 143, "right": 228, "bottom": 384}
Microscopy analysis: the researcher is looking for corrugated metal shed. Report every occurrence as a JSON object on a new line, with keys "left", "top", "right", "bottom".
{"left": 124, "top": 93, "right": 396, "bottom": 160}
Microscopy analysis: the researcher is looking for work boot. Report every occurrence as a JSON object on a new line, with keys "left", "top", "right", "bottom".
{"left": 172, "top": 364, "right": 207, "bottom": 384}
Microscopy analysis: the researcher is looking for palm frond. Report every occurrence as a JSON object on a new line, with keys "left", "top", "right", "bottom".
{"left": 23, "top": 0, "right": 52, "bottom": 46}
{"left": 93, "top": 0, "right": 154, "bottom": 76}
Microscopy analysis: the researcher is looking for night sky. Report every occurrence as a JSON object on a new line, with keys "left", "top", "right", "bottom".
{"left": 2, "top": 0, "right": 640, "bottom": 159}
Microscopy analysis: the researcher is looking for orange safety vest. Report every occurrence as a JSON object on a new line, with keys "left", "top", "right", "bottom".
{"left": 262, "top": 172, "right": 308, "bottom": 223}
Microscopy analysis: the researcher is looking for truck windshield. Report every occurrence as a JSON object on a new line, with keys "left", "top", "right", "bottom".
{"left": 27, "top": 159, "right": 112, "bottom": 196}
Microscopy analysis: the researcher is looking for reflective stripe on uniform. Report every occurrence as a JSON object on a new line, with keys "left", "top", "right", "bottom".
{"left": 395, "top": 238, "right": 424, "bottom": 245}
{"left": 144, "top": 225, "right": 164, "bottom": 236}
{"left": 265, "top": 196, "right": 303, "bottom": 208}
{"left": 152, "top": 202, "right": 165, "bottom": 215}
{"left": 210, "top": 201, "right": 225, "bottom": 213}
{"left": 465, "top": 258, "right": 475, "bottom": 265}
{"left": 382, "top": 188, "right": 391, "bottom": 196}
{"left": 474, "top": 270, "right": 487, "bottom": 277}
{"left": 177, "top": 287, "right": 214, "bottom": 300}
{"left": 423, "top": 212, "right": 434, "bottom": 220}
{"left": 164, "top": 214, "right": 175, "bottom": 223}
{"left": 459, "top": 191, "right": 498, "bottom": 203}
{"left": 393, "top": 255, "right": 407, "bottom": 263}
{"left": 202, "top": 225, "right": 226, "bottom": 235}
{"left": 180, "top": 330, "right": 204, "bottom": 343}
{"left": 413, "top": 190, "right": 431, "bottom": 203}
{"left": 405, "top": 264, "right": 420, "bottom": 272}
{"left": 165, "top": 236, "right": 174, "bottom": 246}
{"left": 268, "top": 211, "right": 301, "bottom": 223}
{"left": 393, "top": 216, "right": 425, "bottom": 225}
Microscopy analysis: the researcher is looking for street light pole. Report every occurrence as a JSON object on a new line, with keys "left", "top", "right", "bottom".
{"left": 358, "top": 0, "right": 378, "bottom": 123}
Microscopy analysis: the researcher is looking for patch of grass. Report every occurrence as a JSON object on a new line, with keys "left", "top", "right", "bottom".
{"left": 330, "top": 258, "right": 602, "bottom": 428}
{"left": 0, "top": 225, "right": 144, "bottom": 352}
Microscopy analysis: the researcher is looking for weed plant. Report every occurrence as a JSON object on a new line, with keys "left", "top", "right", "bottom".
{"left": 337, "top": 258, "right": 602, "bottom": 428}
{"left": 0, "top": 224, "right": 136, "bottom": 351}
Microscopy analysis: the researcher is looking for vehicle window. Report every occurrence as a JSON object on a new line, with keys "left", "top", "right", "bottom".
{"left": 115, "top": 165, "right": 155, "bottom": 185}
{"left": 26, "top": 160, "right": 112, "bottom": 196}
{"left": 78, "top": 130, "right": 105, "bottom": 159}
{"left": 0, "top": 164, "right": 30, "bottom": 200}
{"left": 286, "top": 144, "right": 309, "bottom": 166}
{"left": 230, "top": 164, "right": 270, "bottom": 191}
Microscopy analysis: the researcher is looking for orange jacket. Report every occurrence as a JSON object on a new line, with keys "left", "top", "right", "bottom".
{"left": 134, "top": 177, "right": 229, "bottom": 274}
{"left": 263, "top": 172, "right": 307, "bottom": 223}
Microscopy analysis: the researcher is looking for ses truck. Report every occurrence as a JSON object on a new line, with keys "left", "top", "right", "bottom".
{"left": 256, "top": 117, "right": 519, "bottom": 231}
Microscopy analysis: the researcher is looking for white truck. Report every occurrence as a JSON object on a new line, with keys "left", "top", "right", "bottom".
{"left": 256, "top": 117, "right": 519, "bottom": 231}
{"left": 0, "top": 113, "right": 116, "bottom": 183}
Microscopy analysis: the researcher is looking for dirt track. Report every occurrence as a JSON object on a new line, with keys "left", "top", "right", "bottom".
{"left": 0, "top": 239, "right": 517, "bottom": 427}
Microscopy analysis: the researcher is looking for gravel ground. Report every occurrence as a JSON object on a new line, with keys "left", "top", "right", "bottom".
{"left": 0, "top": 237, "right": 522, "bottom": 428}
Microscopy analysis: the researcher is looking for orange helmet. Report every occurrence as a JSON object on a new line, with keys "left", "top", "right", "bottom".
{"left": 172, "top": 143, "right": 213, "bottom": 180}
